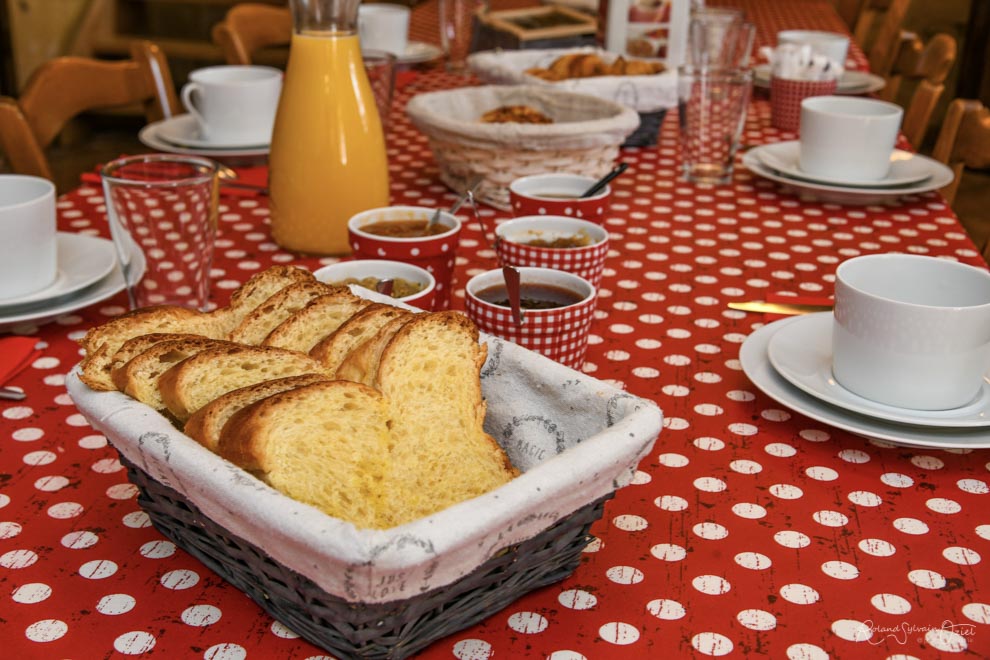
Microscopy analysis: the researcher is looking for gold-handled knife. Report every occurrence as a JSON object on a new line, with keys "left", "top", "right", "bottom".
{"left": 728, "top": 301, "right": 833, "bottom": 315}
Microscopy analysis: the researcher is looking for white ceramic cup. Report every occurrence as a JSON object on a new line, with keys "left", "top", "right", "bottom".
{"left": 778, "top": 29, "right": 850, "bottom": 66}
{"left": 358, "top": 3, "right": 410, "bottom": 56}
{"left": 181, "top": 65, "right": 282, "bottom": 145}
{"left": 832, "top": 254, "right": 990, "bottom": 411}
{"left": 0, "top": 175, "right": 57, "bottom": 299}
{"left": 798, "top": 96, "right": 903, "bottom": 181}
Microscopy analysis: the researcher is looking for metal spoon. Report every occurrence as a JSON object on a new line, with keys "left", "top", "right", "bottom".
{"left": 0, "top": 386, "right": 26, "bottom": 401}
{"left": 427, "top": 176, "right": 484, "bottom": 230}
{"left": 216, "top": 165, "right": 269, "bottom": 194}
{"left": 580, "top": 162, "right": 629, "bottom": 198}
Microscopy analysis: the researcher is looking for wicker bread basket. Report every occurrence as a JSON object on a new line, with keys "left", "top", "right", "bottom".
{"left": 67, "top": 299, "right": 663, "bottom": 659}
{"left": 468, "top": 47, "right": 679, "bottom": 147}
{"left": 406, "top": 85, "right": 640, "bottom": 210}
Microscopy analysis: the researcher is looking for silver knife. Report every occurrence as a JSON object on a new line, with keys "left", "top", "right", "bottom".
{"left": 728, "top": 301, "right": 833, "bottom": 315}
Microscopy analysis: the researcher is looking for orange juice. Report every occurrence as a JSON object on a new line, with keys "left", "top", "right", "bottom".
{"left": 268, "top": 32, "right": 389, "bottom": 255}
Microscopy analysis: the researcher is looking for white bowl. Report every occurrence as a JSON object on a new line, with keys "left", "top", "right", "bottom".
{"left": 313, "top": 259, "right": 436, "bottom": 308}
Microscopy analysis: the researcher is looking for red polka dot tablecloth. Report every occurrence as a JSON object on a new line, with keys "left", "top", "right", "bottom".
{"left": 3, "top": 3, "right": 990, "bottom": 659}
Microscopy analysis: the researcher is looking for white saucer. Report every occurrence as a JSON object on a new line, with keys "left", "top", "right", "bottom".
{"left": 754, "top": 64, "right": 886, "bottom": 95}
{"left": 399, "top": 41, "right": 443, "bottom": 65}
{"left": 0, "top": 233, "right": 117, "bottom": 307}
{"left": 739, "top": 316, "right": 990, "bottom": 449}
{"left": 742, "top": 145, "right": 954, "bottom": 205}
{"left": 767, "top": 313, "right": 990, "bottom": 428}
{"left": 156, "top": 114, "right": 269, "bottom": 150}
{"left": 140, "top": 117, "right": 270, "bottom": 158}
{"left": 755, "top": 141, "right": 932, "bottom": 188}
{"left": 0, "top": 236, "right": 145, "bottom": 330}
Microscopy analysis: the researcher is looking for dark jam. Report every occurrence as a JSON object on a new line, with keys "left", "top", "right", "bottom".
{"left": 360, "top": 219, "right": 449, "bottom": 238}
{"left": 475, "top": 283, "right": 584, "bottom": 309}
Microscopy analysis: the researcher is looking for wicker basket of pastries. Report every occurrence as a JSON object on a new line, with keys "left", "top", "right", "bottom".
{"left": 405, "top": 84, "right": 640, "bottom": 209}
{"left": 468, "top": 46, "right": 678, "bottom": 146}
{"left": 68, "top": 265, "right": 663, "bottom": 660}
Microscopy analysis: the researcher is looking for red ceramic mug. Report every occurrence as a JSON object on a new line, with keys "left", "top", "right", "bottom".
{"left": 347, "top": 206, "right": 461, "bottom": 310}
{"left": 508, "top": 173, "right": 612, "bottom": 225}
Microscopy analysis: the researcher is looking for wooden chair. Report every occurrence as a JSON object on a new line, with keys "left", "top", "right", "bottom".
{"left": 931, "top": 99, "right": 990, "bottom": 206}
{"left": 878, "top": 32, "right": 957, "bottom": 149}
{"left": 212, "top": 3, "right": 292, "bottom": 66}
{"left": 853, "top": 0, "right": 911, "bottom": 78}
{"left": 0, "top": 40, "right": 179, "bottom": 182}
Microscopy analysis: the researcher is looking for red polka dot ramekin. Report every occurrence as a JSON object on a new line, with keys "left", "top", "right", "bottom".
{"left": 347, "top": 206, "right": 461, "bottom": 310}
{"left": 508, "top": 173, "right": 611, "bottom": 225}
{"left": 495, "top": 216, "right": 609, "bottom": 289}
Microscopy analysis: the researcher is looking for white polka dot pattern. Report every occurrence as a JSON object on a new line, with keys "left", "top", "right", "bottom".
{"left": 1, "top": 4, "right": 988, "bottom": 658}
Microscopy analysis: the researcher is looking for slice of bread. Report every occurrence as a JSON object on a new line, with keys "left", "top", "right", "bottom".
{"left": 309, "top": 303, "right": 411, "bottom": 374}
{"left": 218, "top": 380, "right": 392, "bottom": 530}
{"left": 375, "top": 312, "right": 518, "bottom": 528}
{"left": 228, "top": 280, "right": 334, "bottom": 345}
{"left": 209, "top": 265, "right": 316, "bottom": 336}
{"left": 78, "top": 306, "right": 222, "bottom": 391}
{"left": 262, "top": 290, "right": 372, "bottom": 354}
{"left": 335, "top": 314, "right": 416, "bottom": 386}
{"left": 158, "top": 344, "right": 328, "bottom": 422}
{"left": 185, "top": 373, "right": 330, "bottom": 452}
{"left": 109, "top": 333, "right": 209, "bottom": 385}
{"left": 113, "top": 337, "right": 236, "bottom": 412}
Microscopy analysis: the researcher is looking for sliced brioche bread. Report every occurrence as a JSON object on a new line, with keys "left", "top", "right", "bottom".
{"left": 185, "top": 373, "right": 330, "bottom": 452}
{"left": 218, "top": 381, "right": 392, "bottom": 529}
{"left": 158, "top": 344, "right": 328, "bottom": 422}
{"left": 209, "top": 265, "right": 316, "bottom": 335}
{"left": 262, "top": 290, "right": 372, "bottom": 354}
{"left": 113, "top": 337, "right": 236, "bottom": 412}
{"left": 78, "top": 306, "right": 222, "bottom": 391}
{"left": 309, "top": 303, "right": 411, "bottom": 374}
{"left": 375, "top": 312, "right": 518, "bottom": 528}
{"left": 228, "top": 280, "right": 333, "bottom": 345}
{"left": 335, "top": 314, "right": 416, "bottom": 386}
{"left": 109, "top": 333, "right": 209, "bottom": 385}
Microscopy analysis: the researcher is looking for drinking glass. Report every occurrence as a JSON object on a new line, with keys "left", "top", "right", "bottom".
{"left": 439, "top": 0, "right": 486, "bottom": 74}
{"left": 101, "top": 154, "right": 219, "bottom": 310}
{"left": 677, "top": 66, "right": 753, "bottom": 184}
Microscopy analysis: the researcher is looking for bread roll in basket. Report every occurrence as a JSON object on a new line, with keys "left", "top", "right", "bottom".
{"left": 406, "top": 85, "right": 640, "bottom": 210}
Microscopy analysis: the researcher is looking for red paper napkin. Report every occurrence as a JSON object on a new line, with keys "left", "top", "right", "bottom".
{"left": 764, "top": 292, "right": 834, "bottom": 322}
{"left": 0, "top": 337, "right": 41, "bottom": 387}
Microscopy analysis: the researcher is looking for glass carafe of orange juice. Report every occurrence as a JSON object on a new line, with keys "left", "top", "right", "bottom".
{"left": 269, "top": 0, "right": 390, "bottom": 255}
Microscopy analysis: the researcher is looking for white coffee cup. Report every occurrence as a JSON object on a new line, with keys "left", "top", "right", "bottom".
{"left": 799, "top": 96, "right": 903, "bottom": 181}
{"left": 778, "top": 29, "right": 850, "bottom": 67}
{"left": 0, "top": 175, "right": 57, "bottom": 299}
{"left": 358, "top": 3, "right": 410, "bottom": 56}
{"left": 832, "top": 254, "right": 990, "bottom": 411}
{"left": 181, "top": 65, "right": 282, "bottom": 146}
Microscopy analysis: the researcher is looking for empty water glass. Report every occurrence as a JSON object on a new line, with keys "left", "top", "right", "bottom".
{"left": 687, "top": 9, "right": 755, "bottom": 69}
{"left": 678, "top": 66, "right": 753, "bottom": 184}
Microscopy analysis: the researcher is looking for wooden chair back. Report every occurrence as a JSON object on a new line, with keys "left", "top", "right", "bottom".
{"left": 853, "top": 0, "right": 911, "bottom": 78}
{"left": 213, "top": 3, "right": 292, "bottom": 66}
{"left": 879, "top": 32, "right": 957, "bottom": 148}
{"left": 0, "top": 40, "right": 178, "bottom": 181}
{"left": 932, "top": 99, "right": 990, "bottom": 206}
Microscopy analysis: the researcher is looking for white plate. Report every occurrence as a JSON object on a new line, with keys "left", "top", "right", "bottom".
{"left": 767, "top": 312, "right": 990, "bottom": 428}
{"left": 156, "top": 114, "right": 269, "bottom": 150}
{"left": 398, "top": 41, "right": 443, "bottom": 65}
{"left": 742, "top": 145, "right": 954, "bottom": 205}
{"left": 754, "top": 64, "right": 886, "bottom": 95}
{"left": 0, "top": 237, "right": 145, "bottom": 330}
{"left": 755, "top": 141, "right": 932, "bottom": 188}
{"left": 0, "top": 233, "right": 116, "bottom": 307}
{"left": 140, "top": 117, "right": 270, "bottom": 158}
{"left": 739, "top": 316, "right": 990, "bottom": 449}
